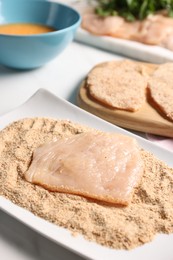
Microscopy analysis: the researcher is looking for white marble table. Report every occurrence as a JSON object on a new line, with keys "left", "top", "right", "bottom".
{"left": 0, "top": 41, "right": 123, "bottom": 260}
{"left": 0, "top": 41, "right": 122, "bottom": 116}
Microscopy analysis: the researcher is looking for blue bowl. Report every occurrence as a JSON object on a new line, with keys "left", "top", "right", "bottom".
{"left": 0, "top": 0, "right": 81, "bottom": 69}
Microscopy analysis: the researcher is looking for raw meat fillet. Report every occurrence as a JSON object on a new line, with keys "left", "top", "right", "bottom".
{"left": 135, "top": 15, "right": 173, "bottom": 45}
{"left": 25, "top": 131, "right": 144, "bottom": 206}
{"left": 82, "top": 13, "right": 140, "bottom": 39}
{"left": 82, "top": 13, "right": 124, "bottom": 36}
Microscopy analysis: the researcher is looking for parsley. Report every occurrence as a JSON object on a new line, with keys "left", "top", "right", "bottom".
{"left": 92, "top": 0, "right": 173, "bottom": 21}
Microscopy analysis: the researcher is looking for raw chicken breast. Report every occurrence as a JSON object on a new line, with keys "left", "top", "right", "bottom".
{"left": 82, "top": 13, "right": 140, "bottom": 40}
{"left": 25, "top": 132, "right": 144, "bottom": 206}
{"left": 112, "top": 20, "right": 140, "bottom": 40}
{"left": 82, "top": 13, "right": 125, "bottom": 36}
{"left": 135, "top": 15, "right": 173, "bottom": 45}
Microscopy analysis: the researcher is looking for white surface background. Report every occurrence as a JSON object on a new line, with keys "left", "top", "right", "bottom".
{"left": 0, "top": 41, "right": 121, "bottom": 116}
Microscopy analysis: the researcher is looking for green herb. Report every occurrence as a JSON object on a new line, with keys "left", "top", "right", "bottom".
{"left": 91, "top": 0, "right": 173, "bottom": 21}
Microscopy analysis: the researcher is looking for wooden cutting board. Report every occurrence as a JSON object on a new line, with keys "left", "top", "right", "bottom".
{"left": 77, "top": 80, "right": 173, "bottom": 138}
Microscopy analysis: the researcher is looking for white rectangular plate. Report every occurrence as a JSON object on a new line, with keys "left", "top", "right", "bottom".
{"left": 75, "top": 28, "right": 173, "bottom": 64}
{"left": 0, "top": 89, "right": 172, "bottom": 260}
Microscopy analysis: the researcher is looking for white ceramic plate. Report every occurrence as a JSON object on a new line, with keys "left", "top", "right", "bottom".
{"left": 75, "top": 28, "right": 173, "bottom": 64}
{"left": 0, "top": 89, "right": 172, "bottom": 260}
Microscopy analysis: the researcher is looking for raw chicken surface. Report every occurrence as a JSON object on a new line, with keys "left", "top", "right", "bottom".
{"left": 82, "top": 13, "right": 140, "bottom": 40}
{"left": 25, "top": 132, "right": 144, "bottom": 205}
{"left": 82, "top": 13, "right": 125, "bottom": 36}
{"left": 135, "top": 15, "right": 173, "bottom": 46}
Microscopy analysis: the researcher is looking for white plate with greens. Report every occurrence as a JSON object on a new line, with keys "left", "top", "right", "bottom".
{"left": 73, "top": 0, "right": 173, "bottom": 64}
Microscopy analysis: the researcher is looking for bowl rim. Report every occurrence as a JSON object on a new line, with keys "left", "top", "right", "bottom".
{"left": 0, "top": 0, "right": 81, "bottom": 38}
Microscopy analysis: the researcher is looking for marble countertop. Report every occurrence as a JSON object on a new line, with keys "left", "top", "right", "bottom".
{"left": 0, "top": 40, "right": 123, "bottom": 260}
{"left": 0, "top": 41, "right": 121, "bottom": 116}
